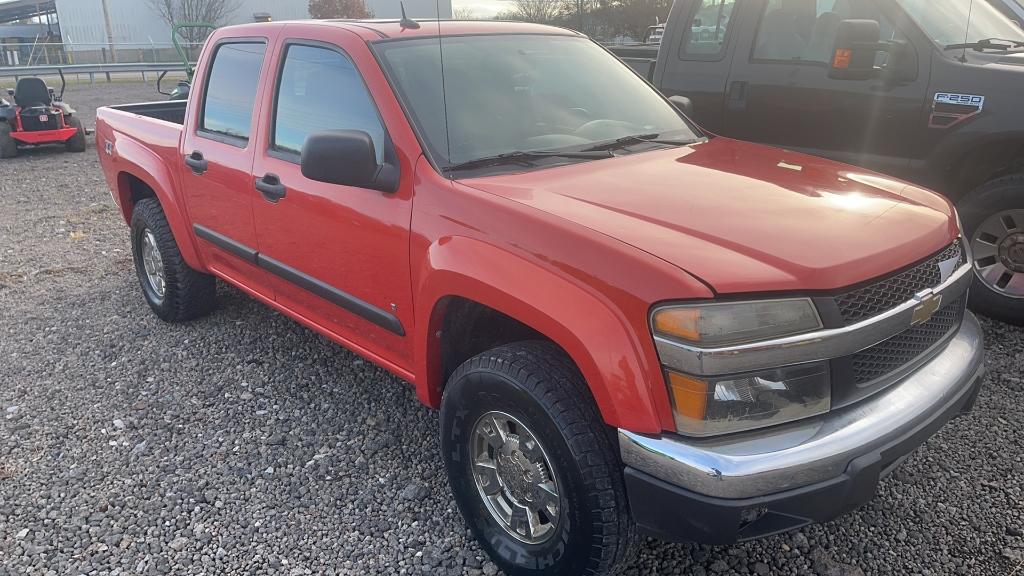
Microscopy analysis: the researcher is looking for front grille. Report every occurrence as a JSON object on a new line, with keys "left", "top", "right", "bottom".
{"left": 835, "top": 240, "right": 964, "bottom": 325}
{"left": 851, "top": 296, "right": 965, "bottom": 384}
{"left": 20, "top": 111, "right": 61, "bottom": 132}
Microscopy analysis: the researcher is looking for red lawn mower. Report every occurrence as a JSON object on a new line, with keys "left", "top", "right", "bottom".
{"left": 0, "top": 70, "right": 87, "bottom": 158}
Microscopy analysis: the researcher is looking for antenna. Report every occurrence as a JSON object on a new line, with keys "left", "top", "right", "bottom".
{"left": 436, "top": 0, "right": 451, "bottom": 162}
{"left": 961, "top": 0, "right": 975, "bottom": 63}
{"left": 399, "top": 2, "right": 420, "bottom": 29}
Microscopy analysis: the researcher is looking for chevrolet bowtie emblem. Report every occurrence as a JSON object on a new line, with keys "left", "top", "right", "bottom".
{"left": 911, "top": 292, "right": 943, "bottom": 325}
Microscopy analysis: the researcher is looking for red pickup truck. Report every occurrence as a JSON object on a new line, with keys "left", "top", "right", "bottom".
{"left": 97, "top": 20, "right": 985, "bottom": 576}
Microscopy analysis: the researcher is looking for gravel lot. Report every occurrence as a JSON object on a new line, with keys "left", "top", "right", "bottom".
{"left": 1, "top": 81, "right": 1023, "bottom": 576}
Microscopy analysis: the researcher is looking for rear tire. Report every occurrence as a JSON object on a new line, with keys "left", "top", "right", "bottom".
{"left": 440, "top": 341, "right": 637, "bottom": 576}
{"left": 0, "top": 122, "right": 17, "bottom": 158}
{"left": 958, "top": 174, "right": 1024, "bottom": 325}
{"left": 130, "top": 198, "right": 216, "bottom": 322}
{"left": 64, "top": 115, "right": 86, "bottom": 153}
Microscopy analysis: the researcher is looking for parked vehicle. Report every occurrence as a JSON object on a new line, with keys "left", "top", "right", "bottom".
{"left": 97, "top": 19, "right": 986, "bottom": 576}
{"left": 610, "top": 0, "right": 1024, "bottom": 324}
{"left": 156, "top": 22, "right": 218, "bottom": 101}
{"left": 0, "top": 70, "right": 86, "bottom": 158}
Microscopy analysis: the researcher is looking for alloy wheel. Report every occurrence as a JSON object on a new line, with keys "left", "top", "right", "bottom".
{"left": 470, "top": 411, "right": 562, "bottom": 545}
{"left": 141, "top": 228, "right": 166, "bottom": 300}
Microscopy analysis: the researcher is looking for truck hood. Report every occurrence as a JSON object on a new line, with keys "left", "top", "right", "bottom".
{"left": 460, "top": 137, "right": 958, "bottom": 294}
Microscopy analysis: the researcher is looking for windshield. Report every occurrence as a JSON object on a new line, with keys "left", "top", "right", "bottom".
{"left": 374, "top": 34, "right": 699, "bottom": 171}
{"left": 895, "top": 0, "right": 1024, "bottom": 48}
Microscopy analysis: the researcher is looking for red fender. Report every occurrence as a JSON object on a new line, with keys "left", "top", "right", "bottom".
{"left": 414, "top": 236, "right": 670, "bottom": 434}
{"left": 110, "top": 137, "right": 204, "bottom": 272}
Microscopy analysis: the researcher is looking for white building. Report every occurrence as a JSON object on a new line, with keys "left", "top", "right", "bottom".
{"left": 55, "top": 0, "right": 452, "bottom": 50}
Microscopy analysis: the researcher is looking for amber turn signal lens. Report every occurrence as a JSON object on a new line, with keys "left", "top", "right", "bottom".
{"left": 667, "top": 371, "right": 707, "bottom": 421}
{"left": 652, "top": 308, "right": 702, "bottom": 342}
{"left": 833, "top": 48, "right": 852, "bottom": 69}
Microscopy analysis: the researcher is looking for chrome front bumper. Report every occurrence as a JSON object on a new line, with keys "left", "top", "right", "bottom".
{"left": 620, "top": 311, "right": 985, "bottom": 499}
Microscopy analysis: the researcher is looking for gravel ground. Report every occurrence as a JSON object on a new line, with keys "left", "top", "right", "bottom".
{"left": 1, "top": 81, "right": 1023, "bottom": 576}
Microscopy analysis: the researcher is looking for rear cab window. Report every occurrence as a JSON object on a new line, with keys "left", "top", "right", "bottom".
{"left": 679, "top": 0, "right": 737, "bottom": 60}
{"left": 199, "top": 41, "right": 267, "bottom": 145}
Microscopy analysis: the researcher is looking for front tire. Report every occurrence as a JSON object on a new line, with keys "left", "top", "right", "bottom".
{"left": 440, "top": 342, "right": 636, "bottom": 576}
{"left": 64, "top": 115, "right": 86, "bottom": 152}
{"left": 130, "top": 198, "right": 216, "bottom": 322}
{"left": 959, "top": 174, "right": 1024, "bottom": 325}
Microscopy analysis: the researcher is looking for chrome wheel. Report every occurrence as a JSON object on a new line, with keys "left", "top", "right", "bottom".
{"left": 971, "top": 209, "right": 1024, "bottom": 298}
{"left": 141, "top": 228, "right": 166, "bottom": 300}
{"left": 470, "top": 411, "right": 561, "bottom": 545}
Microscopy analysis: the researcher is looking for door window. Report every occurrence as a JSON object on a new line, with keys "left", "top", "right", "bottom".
{"left": 753, "top": 0, "right": 901, "bottom": 64}
{"left": 680, "top": 0, "right": 737, "bottom": 59}
{"left": 272, "top": 44, "right": 387, "bottom": 161}
{"left": 200, "top": 42, "right": 266, "bottom": 142}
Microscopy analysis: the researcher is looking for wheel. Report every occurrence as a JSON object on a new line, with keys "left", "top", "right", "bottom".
{"left": 0, "top": 122, "right": 17, "bottom": 158}
{"left": 64, "top": 115, "right": 86, "bottom": 152}
{"left": 440, "top": 341, "right": 636, "bottom": 576}
{"left": 959, "top": 174, "right": 1024, "bottom": 325}
{"left": 130, "top": 198, "right": 216, "bottom": 322}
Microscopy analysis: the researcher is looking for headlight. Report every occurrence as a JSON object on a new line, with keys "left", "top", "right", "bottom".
{"left": 652, "top": 299, "right": 821, "bottom": 347}
{"left": 666, "top": 363, "right": 831, "bottom": 437}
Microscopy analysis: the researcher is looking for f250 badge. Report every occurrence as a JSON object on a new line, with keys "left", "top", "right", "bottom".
{"left": 929, "top": 93, "right": 985, "bottom": 129}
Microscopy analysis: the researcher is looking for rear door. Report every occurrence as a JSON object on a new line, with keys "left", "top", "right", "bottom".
{"left": 249, "top": 26, "right": 416, "bottom": 369}
{"left": 721, "top": 0, "right": 930, "bottom": 178}
{"left": 655, "top": 0, "right": 741, "bottom": 134}
{"left": 181, "top": 37, "right": 275, "bottom": 297}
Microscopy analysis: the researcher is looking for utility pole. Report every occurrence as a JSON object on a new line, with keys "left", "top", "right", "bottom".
{"left": 100, "top": 0, "right": 117, "bottom": 63}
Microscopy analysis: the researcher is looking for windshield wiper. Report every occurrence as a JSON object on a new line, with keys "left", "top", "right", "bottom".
{"left": 444, "top": 149, "right": 612, "bottom": 173}
{"left": 944, "top": 37, "right": 1024, "bottom": 51}
{"left": 582, "top": 133, "right": 699, "bottom": 152}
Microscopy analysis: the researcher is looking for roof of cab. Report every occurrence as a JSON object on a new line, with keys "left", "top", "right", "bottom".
{"left": 215, "top": 19, "right": 582, "bottom": 42}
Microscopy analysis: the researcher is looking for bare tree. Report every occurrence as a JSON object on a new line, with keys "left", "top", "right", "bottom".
{"left": 503, "top": 0, "right": 562, "bottom": 23}
{"left": 147, "top": 0, "right": 243, "bottom": 48}
{"left": 309, "top": 0, "right": 374, "bottom": 19}
{"left": 452, "top": 6, "right": 477, "bottom": 20}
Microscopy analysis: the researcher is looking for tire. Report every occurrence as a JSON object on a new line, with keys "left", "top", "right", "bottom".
{"left": 130, "top": 198, "right": 216, "bottom": 322}
{"left": 0, "top": 122, "right": 17, "bottom": 158}
{"left": 64, "top": 115, "right": 87, "bottom": 153}
{"left": 440, "top": 341, "right": 637, "bottom": 576}
{"left": 958, "top": 174, "right": 1024, "bottom": 325}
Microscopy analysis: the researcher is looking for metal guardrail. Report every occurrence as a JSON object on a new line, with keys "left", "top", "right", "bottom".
{"left": 0, "top": 62, "right": 191, "bottom": 83}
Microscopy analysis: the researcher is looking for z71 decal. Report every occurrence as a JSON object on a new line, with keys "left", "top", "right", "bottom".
{"left": 929, "top": 92, "right": 985, "bottom": 129}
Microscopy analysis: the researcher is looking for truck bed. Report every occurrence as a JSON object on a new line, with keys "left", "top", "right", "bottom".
{"left": 107, "top": 100, "right": 187, "bottom": 125}
{"left": 607, "top": 45, "right": 659, "bottom": 81}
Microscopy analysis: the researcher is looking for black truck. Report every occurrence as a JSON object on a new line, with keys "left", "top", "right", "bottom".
{"left": 611, "top": 0, "right": 1024, "bottom": 324}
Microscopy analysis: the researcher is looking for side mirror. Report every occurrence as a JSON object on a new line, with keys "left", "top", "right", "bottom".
{"left": 301, "top": 130, "right": 398, "bottom": 193}
{"left": 828, "top": 19, "right": 884, "bottom": 80}
{"left": 669, "top": 95, "right": 694, "bottom": 117}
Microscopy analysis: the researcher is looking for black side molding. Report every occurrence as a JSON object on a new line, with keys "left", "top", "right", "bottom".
{"left": 257, "top": 254, "right": 405, "bottom": 336}
{"left": 192, "top": 224, "right": 405, "bottom": 336}
{"left": 193, "top": 224, "right": 257, "bottom": 264}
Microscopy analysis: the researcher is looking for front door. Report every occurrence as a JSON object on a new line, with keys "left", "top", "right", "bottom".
{"left": 250, "top": 27, "right": 416, "bottom": 369}
{"left": 721, "top": 0, "right": 930, "bottom": 179}
{"left": 181, "top": 38, "right": 275, "bottom": 297}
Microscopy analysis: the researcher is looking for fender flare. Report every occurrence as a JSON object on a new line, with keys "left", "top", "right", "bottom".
{"left": 113, "top": 138, "right": 204, "bottom": 271}
{"left": 413, "top": 236, "right": 664, "bottom": 433}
